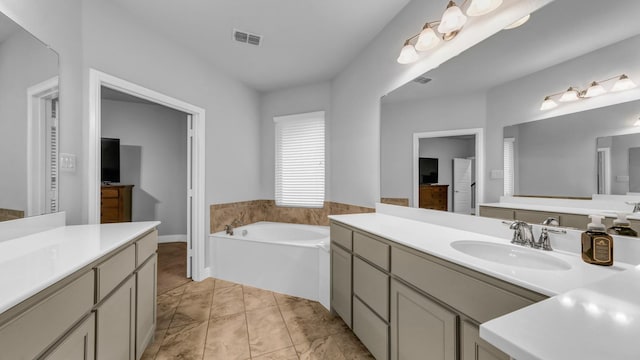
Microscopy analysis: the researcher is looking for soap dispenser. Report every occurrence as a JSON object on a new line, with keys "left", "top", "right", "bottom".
{"left": 607, "top": 213, "right": 638, "bottom": 237}
{"left": 581, "top": 215, "right": 614, "bottom": 266}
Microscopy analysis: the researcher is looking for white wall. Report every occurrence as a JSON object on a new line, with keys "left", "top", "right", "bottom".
{"left": 0, "top": 29, "right": 57, "bottom": 212}
{"left": 485, "top": 34, "right": 640, "bottom": 202}
{"left": 380, "top": 92, "right": 486, "bottom": 205}
{"left": 419, "top": 137, "right": 475, "bottom": 209}
{"left": 330, "top": 0, "right": 550, "bottom": 207}
{"left": 610, "top": 133, "right": 640, "bottom": 194}
{"left": 101, "top": 99, "right": 187, "bottom": 237}
{"left": 259, "top": 82, "right": 331, "bottom": 199}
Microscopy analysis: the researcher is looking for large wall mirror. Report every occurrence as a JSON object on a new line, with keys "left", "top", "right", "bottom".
{"left": 380, "top": 0, "right": 640, "bottom": 219}
{"left": 0, "top": 11, "right": 60, "bottom": 222}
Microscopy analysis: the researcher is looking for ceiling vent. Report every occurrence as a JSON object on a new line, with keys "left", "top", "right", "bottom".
{"left": 233, "top": 29, "right": 262, "bottom": 46}
{"left": 413, "top": 76, "right": 432, "bottom": 84}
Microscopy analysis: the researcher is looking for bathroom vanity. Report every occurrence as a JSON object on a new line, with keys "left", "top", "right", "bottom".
{"left": 329, "top": 205, "right": 636, "bottom": 360}
{"left": 0, "top": 220, "right": 159, "bottom": 360}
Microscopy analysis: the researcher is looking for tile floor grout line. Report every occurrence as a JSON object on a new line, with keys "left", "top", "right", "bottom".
{"left": 199, "top": 286, "right": 216, "bottom": 360}
{"left": 274, "top": 294, "right": 302, "bottom": 360}
{"left": 241, "top": 285, "right": 254, "bottom": 359}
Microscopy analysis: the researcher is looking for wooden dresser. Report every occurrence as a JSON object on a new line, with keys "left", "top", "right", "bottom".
{"left": 101, "top": 185, "right": 133, "bottom": 223}
{"left": 419, "top": 184, "right": 449, "bottom": 211}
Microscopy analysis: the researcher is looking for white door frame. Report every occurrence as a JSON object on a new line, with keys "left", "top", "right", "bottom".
{"left": 27, "top": 76, "right": 59, "bottom": 217}
{"left": 413, "top": 128, "right": 484, "bottom": 214}
{"left": 88, "top": 69, "right": 207, "bottom": 280}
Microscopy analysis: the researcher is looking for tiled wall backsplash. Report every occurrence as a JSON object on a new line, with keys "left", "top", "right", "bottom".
{"left": 210, "top": 200, "right": 374, "bottom": 233}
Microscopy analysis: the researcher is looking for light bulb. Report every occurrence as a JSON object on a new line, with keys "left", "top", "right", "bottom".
{"left": 504, "top": 14, "right": 531, "bottom": 30}
{"left": 611, "top": 74, "right": 637, "bottom": 92}
{"left": 540, "top": 96, "right": 558, "bottom": 111}
{"left": 466, "top": 0, "right": 503, "bottom": 17}
{"left": 397, "top": 42, "right": 418, "bottom": 64}
{"left": 415, "top": 24, "right": 441, "bottom": 51}
{"left": 438, "top": 1, "right": 467, "bottom": 35}
{"left": 559, "top": 87, "right": 580, "bottom": 102}
{"left": 584, "top": 81, "right": 606, "bottom": 98}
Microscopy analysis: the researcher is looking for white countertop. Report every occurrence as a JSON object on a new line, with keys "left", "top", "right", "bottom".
{"left": 0, "top": 221, "right": 160, "bottom": 315}
{"left": 331, "top": 210, "right": 640, "bottom": 360}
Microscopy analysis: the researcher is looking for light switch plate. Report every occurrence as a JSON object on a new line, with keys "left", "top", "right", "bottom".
{"left": 60, "top": 153, "right": 77, "bottom": 172}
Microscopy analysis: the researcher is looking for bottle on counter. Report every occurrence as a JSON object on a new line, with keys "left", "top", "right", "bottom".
{"left": 581, "top": 215, "right": 614, "bottom": 266}
{"left": 607, "top": 213, "right": 638, "bottom": 237}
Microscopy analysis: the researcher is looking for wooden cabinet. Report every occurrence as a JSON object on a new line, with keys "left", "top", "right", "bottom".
{"left": 96, "top": 276, "right": 136, "bottom": 360}
{"left": 390, "top": 279, "right": 456, "bottom": 360}
{"left": 419, "top": 185, "right": 449, "bottom": 211}
{"left": 44, "top": 313, "right": 96, "bottom": 360}
{"left": 101, "top": 185, "right": 133, "bottom": 223}
{"left": 461, "top": 321, "right": 509, "bottom": 360}
{"left": 353, "top": 296, "right": 389, "bottom": 360}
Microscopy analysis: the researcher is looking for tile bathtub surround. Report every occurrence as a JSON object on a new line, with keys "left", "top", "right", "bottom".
{"left": 380, "top": 198, "right": 409, "bottom": 207}
{"left": 210, "top": 200, "right": 374, "bottom": 233}
{"left": 143, "top": 277, "right": 374, "bottom": 360}
{"left": 0, "top": 208, "right": 24, "bottom": 222}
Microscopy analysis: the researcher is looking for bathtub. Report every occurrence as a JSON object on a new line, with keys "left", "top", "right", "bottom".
{"left": 209, "top": 221, "right": 330, "bottom": 309}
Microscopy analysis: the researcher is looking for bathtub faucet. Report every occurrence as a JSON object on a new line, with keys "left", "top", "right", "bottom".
{"left": 224, "top": 219, "right": 243, "bottom": 235}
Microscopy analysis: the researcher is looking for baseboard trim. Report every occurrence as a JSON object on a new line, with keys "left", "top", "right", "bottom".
{"left": 158, "top": 234, "right": 187, "bottom": 243}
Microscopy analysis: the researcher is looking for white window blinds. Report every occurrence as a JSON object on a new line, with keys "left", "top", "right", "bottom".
{"left": 274, "top": 111, "right": 325, "bottom": 208}
{"left": 503, "top": 138, "right": 515, "bottom": 196}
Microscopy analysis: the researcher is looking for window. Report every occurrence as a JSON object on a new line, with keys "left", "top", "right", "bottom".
{"left": 503, "top": 137, "right": 515, "bottom": 196}
{"left": 274, "top": 111, "right": 325, "bottom": 207}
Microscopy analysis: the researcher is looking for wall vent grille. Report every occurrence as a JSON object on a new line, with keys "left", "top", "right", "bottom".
{"left": 233, "top": 29, "right": 262, "bottom": 46}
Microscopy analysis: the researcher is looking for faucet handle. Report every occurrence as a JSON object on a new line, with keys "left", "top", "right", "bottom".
{"left": 541, "top": 217, "right": 559, "bottom": 226}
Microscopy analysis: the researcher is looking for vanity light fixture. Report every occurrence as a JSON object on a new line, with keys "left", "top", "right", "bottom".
{"left": 540, "top": 74, "right": 637, "bottom": 111}
{"left": 504, "top": 14, "right": 531, "bottom": 29}
{"left": 396, "top": 0, "right": 503, "bottom": 64}
{"left": 633, "top": 118, "right": 640, "bottom": 127}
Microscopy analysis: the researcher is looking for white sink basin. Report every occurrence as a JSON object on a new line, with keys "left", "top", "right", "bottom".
{"left": 450, "top": 240, "right": 571, "bottom": 271}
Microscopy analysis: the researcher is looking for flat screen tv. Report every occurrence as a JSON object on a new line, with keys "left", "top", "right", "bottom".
{"left": 101, "top": 137, "right": 120, "bottom": 183}
{"left": 419, "top": 157, "right": 438, "bottom": 184}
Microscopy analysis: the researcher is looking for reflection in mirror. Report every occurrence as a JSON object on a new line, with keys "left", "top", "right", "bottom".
{"left": 504, "top": 99, "right": 640, "bottom": 198}
{"left": 596, "top": 131, "right": 640, "bottom": 195}
{"left": 0, "top": 11, "right": 59, "bottom": 221}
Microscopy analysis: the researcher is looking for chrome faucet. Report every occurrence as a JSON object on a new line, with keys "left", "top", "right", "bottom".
{"left": 626, "top": 201, "right": 640, "bottom": 213}
{"left": 534, "top": 217, "right": 559, "bottom": 251}
{"left": 224, "top": 219, "right": 243, "bottom": 235}
{"left": 509, "top": 220, "right": 535, "bottom": 247}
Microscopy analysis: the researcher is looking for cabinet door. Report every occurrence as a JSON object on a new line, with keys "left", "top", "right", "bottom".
{"left": 461, "top": 321, "right": 509, "bottom": 360}
{"left": 331, "top": 245, "right": 352, "bottom": 327}
{"left": 390, "top": 279, "right": 456, "bottom": 360}
{"left": 44, "top": 313, "right": 95, "bottom": 360}
{"left": 96, "top": 276, "right": 136, "bottom": 360}
{"left": 136, "top": 254, "right": 157, "bottom": 359}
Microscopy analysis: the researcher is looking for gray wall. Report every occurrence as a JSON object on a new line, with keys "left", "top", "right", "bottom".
{"left": 606, "top": 133, "right": 640, "bottom": 194}
{"left": 419, "top": 137, "right": 475, "bottom": 210}
{"left": 101, "top": 99, "right": 187, "bottom": 237}
{"left": 0, "top": 28, "right": 58, "bottom": 212}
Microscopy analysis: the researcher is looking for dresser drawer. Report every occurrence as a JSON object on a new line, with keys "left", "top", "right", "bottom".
{"left": 96, "top": 245, "right": 136, "bottom": 302}
{"left": 353, "top": 296, "right": 389, "bottom": 360}
{"left": 136, "top": 230, "right": 158, "bottom": 266}
{"left": 101, "top": 198, "right": 119, "bottom": 208}
{"left": 391, "top": 247, "right": 536, "bottom": 323}
{"left": 0, "top": 271, "right": 94, "bottom": 360}
{"left": 353, "top": 257, "right": 389, "bottom": 321}
{"left": 353, "top": 232, "right": 389, "bottom": 270}
{"left": 101, "top": 188, "right": 119, "bottom": 198}
{"left": 331, "top": 223, "right": 353, "bottom": 250}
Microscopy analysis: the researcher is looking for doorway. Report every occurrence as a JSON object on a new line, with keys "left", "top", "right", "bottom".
{"left": 88, "top": 69, "right": 206, "bottom": 281}
{"left": 412, "top": 128, "right": 483, "bottom": 215}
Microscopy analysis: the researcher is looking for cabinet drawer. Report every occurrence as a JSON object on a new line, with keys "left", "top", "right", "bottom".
{"left": 136, "top": 230, "right": 158, "bottom": 266}
{"left": 353, "top": 232, "right": 389, "bottom": 270}
{"left": 353, "top": 296, "right": 389, "bottom": 360}
{"left": 353, "top": 257, "right": 389, "bottom": 321}
{"left": 96, "top": 245, "right": 136, "bottom": 302}
{"left": 101, "top": 188, "right": 119, "bottom": 198}
{"left": 43, "top": 312, "right": 96, "bottom": 360}
{"left": 331, "top": 223, "right": 353, "bottom": 250}
{"left": 101, "top": 198, "right": 119, "bottom": 208}
{"left": 392, "top": 247, "right": 537, "bottom": 323}
{"left": 0, "top": 271, "right": 94, "bottom": 360}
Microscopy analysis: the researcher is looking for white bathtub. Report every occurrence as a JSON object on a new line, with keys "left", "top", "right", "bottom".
{"left": 209, "top": 221, "right": 330, "bottom": 309}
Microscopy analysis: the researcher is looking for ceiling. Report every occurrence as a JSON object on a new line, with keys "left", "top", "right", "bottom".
{"left": 108, "top": 0, "right": 412, "bottom": 92}
{"left": 383, "top": 0, "right": 640, "bottom": 104}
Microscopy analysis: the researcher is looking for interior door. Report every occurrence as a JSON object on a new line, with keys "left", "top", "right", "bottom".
{"left": 186, "top": 114, "right": 193, "bottom": 278}
{"left": 453, "top": 158, "right": 472, "bottom": 214}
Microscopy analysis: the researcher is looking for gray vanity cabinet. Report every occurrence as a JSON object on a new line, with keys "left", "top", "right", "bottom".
{"left": 461, "top": 321, "right": 509, "bottom": 360}
{"left": 136, "top": 253, "right": 157, "bottom": 359}
{"left": 44, "top": 313, "right": 96, "bottom": 360}
{"left": 390, "top": 279, "right": 456, "bottom": 360}
{"left": 330, "top": 224, "right": 353, "bottom": 327}
{"left": 96, "top": 275, "right": 136, "bottom": 360}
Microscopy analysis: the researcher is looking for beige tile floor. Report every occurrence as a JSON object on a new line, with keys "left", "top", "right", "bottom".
{"left": 143, "top": 243, "right": 373, "bottom": 360}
